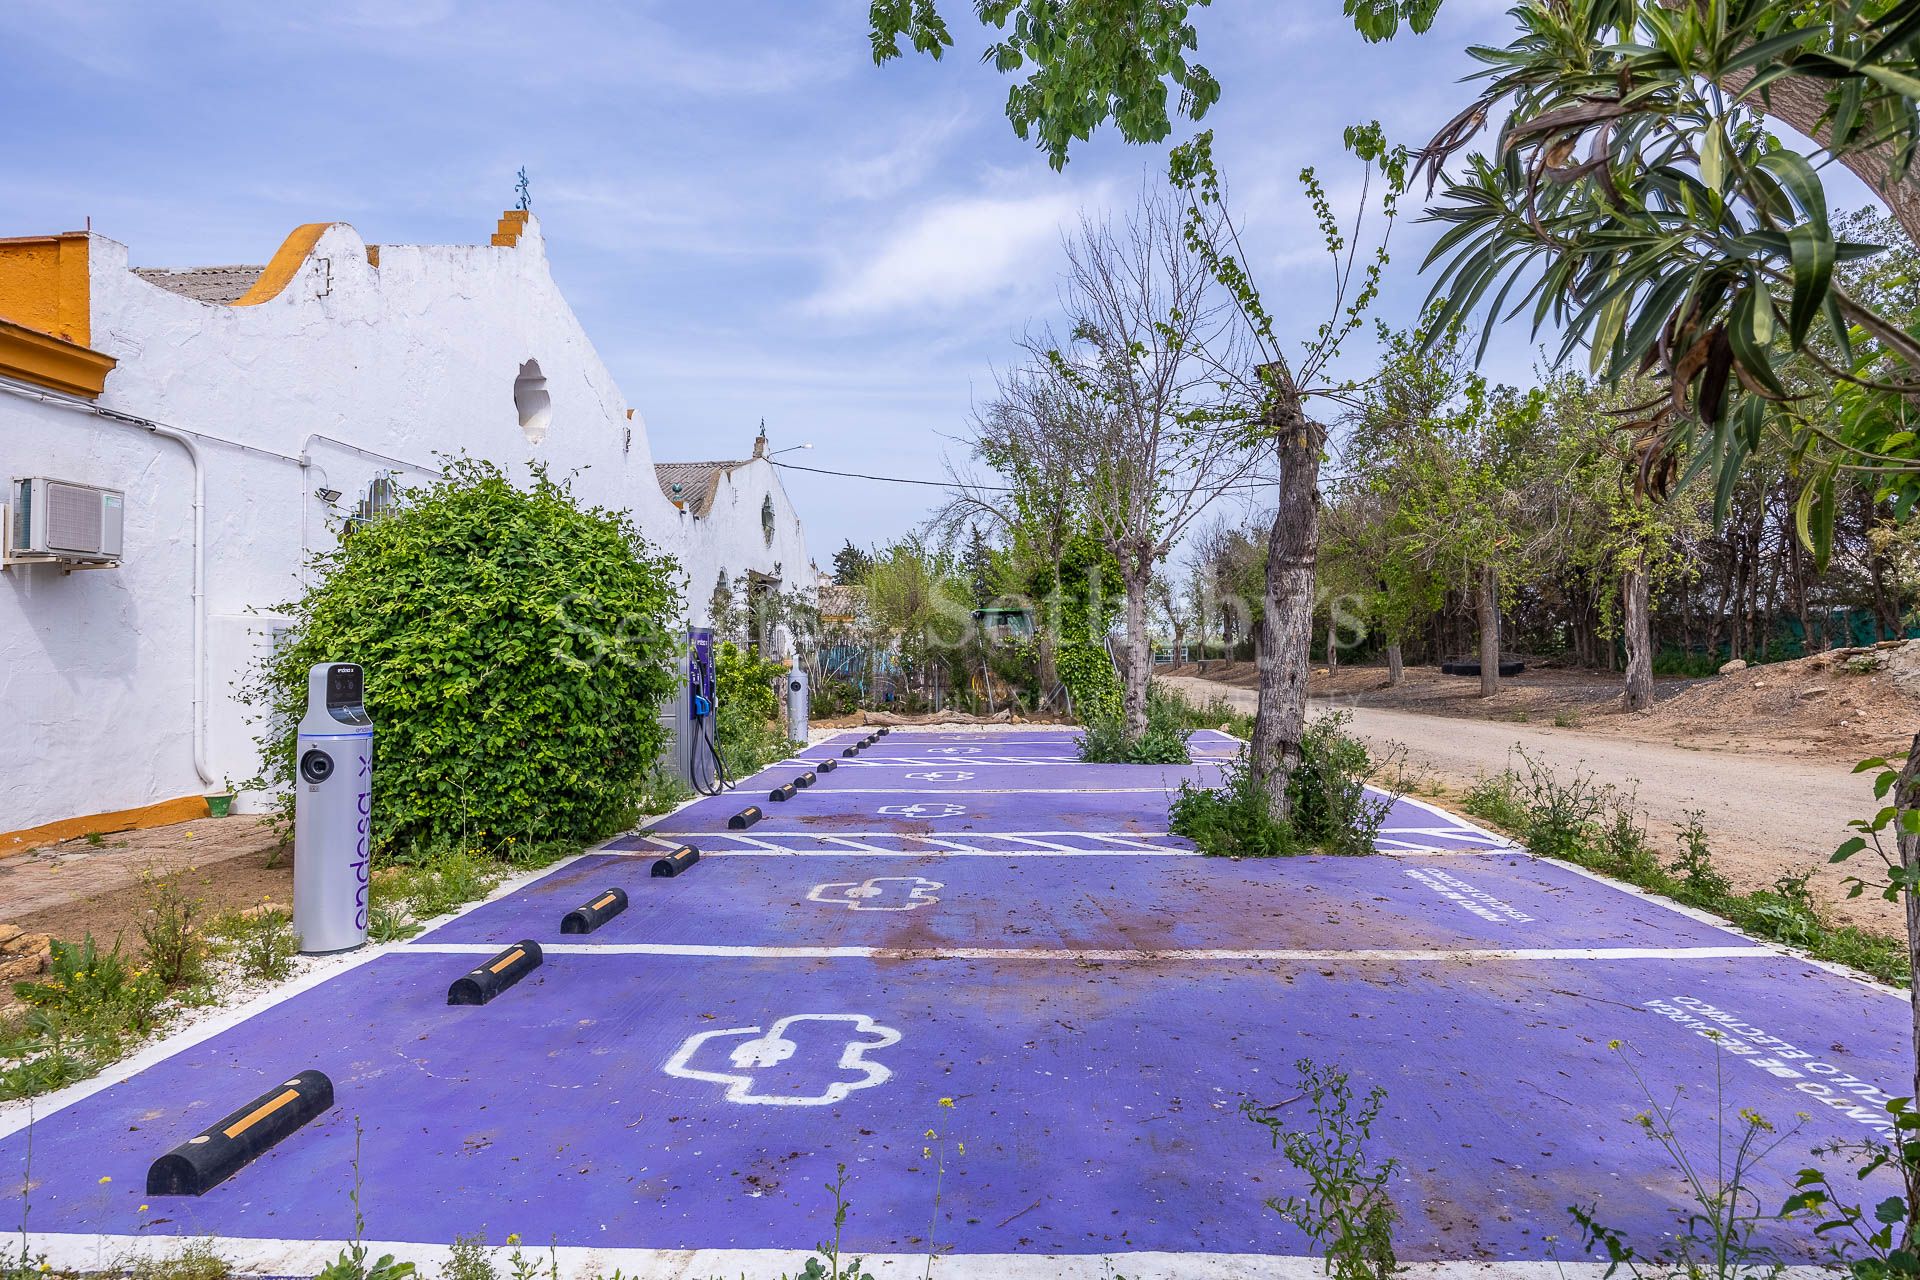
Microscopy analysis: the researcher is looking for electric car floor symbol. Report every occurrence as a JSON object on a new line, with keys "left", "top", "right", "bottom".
{"left": 660, "top": 1014, "right": 903, "bottom": 1106}
{"left": 807, "top": 876, "right": 944, "bottom": 912}
{"left": 904, "top": 771, "right": 974, "bottom": 781}
{"left": 876, "top": 802, "right": 967, "bottom": 819}
{"left": 924, "top": 746, "right": 980, "bottom": 755}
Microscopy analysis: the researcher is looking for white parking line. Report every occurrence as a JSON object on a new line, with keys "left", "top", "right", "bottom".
{"left": 405, "top": 940, "right": 1768, "bottom": 962}
{"left": 790, "top": 787, "right": 1186, "bottom": 794}
{"left": 15, "top": 1235, "right": 1687, "bottom": 1280}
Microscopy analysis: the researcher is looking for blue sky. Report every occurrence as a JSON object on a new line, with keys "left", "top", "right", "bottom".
{"left": 8, "top": 0, "right": 1564, "bottom": 568}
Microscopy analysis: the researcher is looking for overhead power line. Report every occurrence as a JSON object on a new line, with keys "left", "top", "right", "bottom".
{"left": 770, "top": 457, "right": 1281, "bottom": 495}
{"left": 770, "top": 458, "right": 1001, "bottom": 489}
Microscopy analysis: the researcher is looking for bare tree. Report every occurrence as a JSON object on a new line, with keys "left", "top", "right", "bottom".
{"left": 953, "top": 183, "right": 1257, "bottom": 738}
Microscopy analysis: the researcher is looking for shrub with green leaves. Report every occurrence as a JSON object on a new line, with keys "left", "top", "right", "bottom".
{"left": 1078, "top": 681, "right": 1193, "bottom": 764}
{"left": 1170, "top": 713, "right": 1389, "bottom": 857}
{"left": 715, "top": 640, "right": 791, "bottom": 778}
{"left": 245, "top": 458, "right": 681, "bottom": 857}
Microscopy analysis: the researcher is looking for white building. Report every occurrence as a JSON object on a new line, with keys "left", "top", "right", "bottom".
{"left": 0, "top": 211, "right": 809, "bottom": 847}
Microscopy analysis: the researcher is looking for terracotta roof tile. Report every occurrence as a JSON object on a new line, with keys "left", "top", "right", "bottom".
{"left": 131, "top": 265, "right": 266, "bottom": 304}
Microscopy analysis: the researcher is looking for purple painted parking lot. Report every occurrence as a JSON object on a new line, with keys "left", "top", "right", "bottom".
{"left": 0, "top": 728, "right": 1902, "bottom": 1277}
{"left": 425, "top": 851, "right": 1747, "bottom": 953}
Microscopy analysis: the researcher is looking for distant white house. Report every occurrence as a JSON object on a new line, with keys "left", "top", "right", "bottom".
{"left": 0, "top": 211, "right": 809, "bottom": 846}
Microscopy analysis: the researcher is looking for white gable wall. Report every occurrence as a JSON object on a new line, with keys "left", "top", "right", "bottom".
{"left": 1, "top": 214, "right": 808, "bottom": 834}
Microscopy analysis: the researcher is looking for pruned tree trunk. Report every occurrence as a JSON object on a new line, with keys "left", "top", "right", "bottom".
{"left": 1477, "top": 564, "right": 1501, "bottom": 697}
{"left": 1623, "top": 564, "right": 1654, "bottom": 712}
{"left": 1325, "top": 618, "right": 1339, "bottom": 673}
{"left": 1036, "top": 594, "right": 1061, "bottom": 712}
{"left": 1122, "top": 571, "right": 1152, "bottom": 738}
{"left": 1249, "top": 404, "right": 1321, "bottom": 821}
{"left": 1386, "top": 642, "right": 1404, "bottom": 686}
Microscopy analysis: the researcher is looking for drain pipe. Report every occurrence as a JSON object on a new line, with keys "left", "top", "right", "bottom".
{"left": 152, "top": 425, "right": 214, "bottom": 788}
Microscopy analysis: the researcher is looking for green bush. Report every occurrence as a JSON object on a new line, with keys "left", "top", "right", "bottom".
{"left": 245, "top": 458, "right": 681, "bottom": 858}
{"left": 716, "top": 641, "right": 792, "bottom": 779}
{"left": 1289, "top": 713, "right": 1391, "bottom": 856}
{"left": 1169, "top": 754, "right": 1303, "bottom": 856}
{"left": 1078, "top": 681, "right": 1193, "bottom": 764}
{"left": 809, "top": 677, "right": 859, "bottom": 720}
{"left": 1050, "top": 534, "right": 1122, "bottom": 722}
{"left": 1170, "top": 713, "right": 1389, "bottom": 857}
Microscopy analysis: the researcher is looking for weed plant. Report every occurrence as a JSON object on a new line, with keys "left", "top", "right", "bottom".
{"left": 208, "top": 908, "right": 300, "bottom": 984}
{"left": 135, "top": 868, "right": 210, "bottom": 991}
{"left": 1244, "top": 1059, "right": 1399, "bottom": 1280}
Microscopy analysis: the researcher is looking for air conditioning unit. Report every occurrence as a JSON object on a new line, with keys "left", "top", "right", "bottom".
{"left": 10, "top": 477, "right": 125, "bottom": 564}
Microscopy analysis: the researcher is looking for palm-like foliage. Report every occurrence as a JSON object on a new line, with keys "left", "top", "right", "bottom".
{"left": 1417, "top": 0, "right": 1920, "bottom": 554}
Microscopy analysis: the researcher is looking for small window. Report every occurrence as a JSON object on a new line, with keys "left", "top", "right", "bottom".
{"left": 343, "top": 474, "right": 397, "bottom": 537}
{"left": 761, "top": 494, "right": 775, "bottom": 546}
{"left": 514, "top": 359, "right": 553, "bottom": 445}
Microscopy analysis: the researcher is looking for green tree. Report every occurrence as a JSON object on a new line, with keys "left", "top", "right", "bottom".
{"left": 868, "top": 1, "right": 1920, "bottom": 543}
{"left": 863, "top": 534, "right": 974, "bottom": 698}
{"left": 957, "top": 187, "right": 1253, "bottom": 740}
{"left": 1410, "top": 1, "right": 1920, "bottom": 540}
{"left": 832, "top": 540, "right": 874, "bottom": 586}
{"left": 245, "top": 458, "right": 681, "bottom": 856}
{"left": 963, "top": 527, "right": 995, "bottom": 609}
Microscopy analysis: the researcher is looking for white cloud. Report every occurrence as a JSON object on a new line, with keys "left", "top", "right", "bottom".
{"left": 807, "top": 188, "right": 1097, "bottom": 318}
{"left": 828, "top": 108, "right": 973, "bottom": 200}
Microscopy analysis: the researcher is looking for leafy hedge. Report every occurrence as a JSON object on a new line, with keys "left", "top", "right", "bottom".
{"left": 1052, "top": 534, "right": 1122, "bottom": 721}
{"left": 715, "top": 640, "right": 791, "bottom": 778}
{"left": 245, "top": 458, "right": 682, "bottom": 857}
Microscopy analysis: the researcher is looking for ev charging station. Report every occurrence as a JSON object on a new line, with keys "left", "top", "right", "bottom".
{"left": 786, "top": 667, "right": 809, "bottom": 744}
{"left": 293, "top": 663, "right": 373, "bottom": 954}
{"left": 663, "top": 627, "right": 727, "bottom": 795}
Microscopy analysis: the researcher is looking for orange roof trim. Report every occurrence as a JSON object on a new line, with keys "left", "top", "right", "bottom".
{"left": 231, "top": 223, "right": 343, "bottom": 307}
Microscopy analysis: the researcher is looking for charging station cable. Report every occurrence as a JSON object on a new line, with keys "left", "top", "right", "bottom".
{"left": 690, "top": 692, "right": 731, "bottom": 797}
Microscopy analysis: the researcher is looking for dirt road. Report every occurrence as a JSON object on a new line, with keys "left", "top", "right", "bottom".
{"left": 1159, "top": 673, "right": 1893, "bottom": 933}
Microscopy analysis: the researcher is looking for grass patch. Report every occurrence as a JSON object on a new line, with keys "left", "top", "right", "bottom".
{"left": 210, "top": 907, "right": 301, "bottom": 983}
{"left": 127, "top": 1239, "right": 236, "bottom": 1280}
{"left": 1463, "top": 752, "right": 1907, "bottom": 985}
{"left": 1168, "top": 693, "right": 1256, "bottom": 740}
{"left": 1, "top": 936, "right": 169, "bottom": 1101}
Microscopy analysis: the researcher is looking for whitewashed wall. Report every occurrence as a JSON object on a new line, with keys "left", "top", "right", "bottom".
{"left": 0, "top": 215, "right": 808, "bottom": 830}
